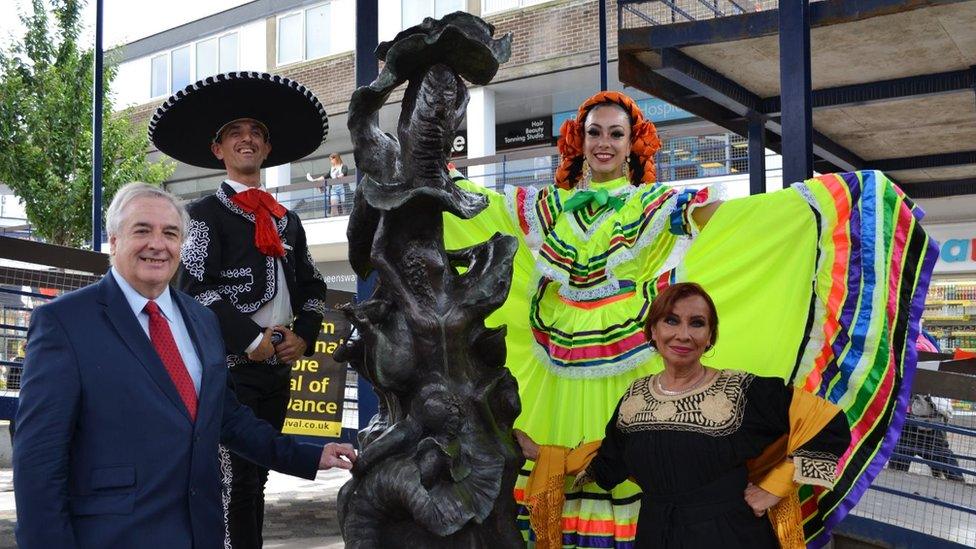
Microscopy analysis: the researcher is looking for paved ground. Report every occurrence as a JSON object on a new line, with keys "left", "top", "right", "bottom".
{"left": 1, "top": 462, "right": 973, "bottom": 547}
{"left": 0, "top": 468, "right": 350, "bottom": 548}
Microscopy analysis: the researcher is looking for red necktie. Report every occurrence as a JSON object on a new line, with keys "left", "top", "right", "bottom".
{"left": 230, "top": 188, "right": 287, "bottom": 257}
{"left": 144, "top": 300, "right": 198, "bottom": 421}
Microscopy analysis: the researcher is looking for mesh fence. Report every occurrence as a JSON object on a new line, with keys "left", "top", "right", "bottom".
{"left": 851, "top": 398, "right": 976, "bottom": 545}
{"left": 0, "top": 263, "right": 103, "bottom": 413}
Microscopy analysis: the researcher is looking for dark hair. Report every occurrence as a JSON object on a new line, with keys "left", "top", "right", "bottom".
{"left": 644, "top": 282, "right": 719, "bottom": 348}
{"left": 565, "top": 102, "right": 645, "bottom": 187}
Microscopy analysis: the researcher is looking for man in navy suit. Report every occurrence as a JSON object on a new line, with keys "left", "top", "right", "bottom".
{"left": 12, "top": 183, "right": 356, "bottom": 548}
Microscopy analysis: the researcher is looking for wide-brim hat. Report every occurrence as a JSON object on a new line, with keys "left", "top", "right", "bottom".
{"left": 148, "top": 72, "right": 328, "bottom": 170}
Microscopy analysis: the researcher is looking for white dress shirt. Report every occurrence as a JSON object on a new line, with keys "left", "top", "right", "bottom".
{"left": 225, "top": 179, "right": 294, "bottom": 353}
{"left": 111, "top": 267, "right": 203, "bottom": 393}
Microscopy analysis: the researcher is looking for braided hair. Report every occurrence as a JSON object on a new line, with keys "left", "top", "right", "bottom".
{"left": 554, "top": 91, "right": 662, "bottom": 190}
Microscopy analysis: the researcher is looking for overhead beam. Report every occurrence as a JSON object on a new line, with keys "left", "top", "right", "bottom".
{"left": 760, "top": 69, "right": 976, "bottom": 114}
{"left": 637, "top": 48, "right": 863, "bottom": 172}
{"left": 618, "top": 53, "right": 749, "bottom": 132}
{"left": 869, "top": 150, "right": 976, "bottom": 172}
{"left": 619, "top": 0, "right": 969, "bottom": 52}
{"left": 619, "top": 53, "right": 858, "bottom": 175}
{"left": 619, "top": 52, "right": 863, "bottom": 175}
{"left": 654, "top": 48, "right": 761, "bottom": 116}
{"left": 900, "top": 177, "right": 976, "bottom": 198}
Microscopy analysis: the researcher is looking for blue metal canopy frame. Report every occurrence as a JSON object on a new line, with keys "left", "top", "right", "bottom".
{"left": 618, "top": 0, "right": 976, "bottom": 198}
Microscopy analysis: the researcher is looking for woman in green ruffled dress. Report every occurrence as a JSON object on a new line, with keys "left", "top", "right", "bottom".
{"left": 443, "top": 90, "right": 937, "bottom": 548}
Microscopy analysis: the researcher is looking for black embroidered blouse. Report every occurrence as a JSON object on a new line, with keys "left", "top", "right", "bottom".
{"left": 583, "top": 369, "right": 851, "bottom": 548}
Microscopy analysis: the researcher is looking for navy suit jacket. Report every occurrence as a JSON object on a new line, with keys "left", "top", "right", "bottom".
{"left": 13, "top": 273, "right": 323, "bottom": 548}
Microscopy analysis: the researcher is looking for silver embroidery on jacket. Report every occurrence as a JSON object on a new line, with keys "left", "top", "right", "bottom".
{"left": 181, "top": 219, "right": 210, "bottom": 281}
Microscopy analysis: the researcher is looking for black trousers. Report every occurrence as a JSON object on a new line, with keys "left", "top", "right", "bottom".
{"left": 227, "top": 361, "right": 292, "bottom": 549}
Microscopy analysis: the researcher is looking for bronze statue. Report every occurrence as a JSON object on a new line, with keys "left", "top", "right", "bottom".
{"left": 337, "top": 13, "right": 523, "bottom": 547}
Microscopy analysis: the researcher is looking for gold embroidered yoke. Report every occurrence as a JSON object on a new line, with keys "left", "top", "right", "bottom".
{"left": 541, "top": 370, "right": 851, "bottom": 549}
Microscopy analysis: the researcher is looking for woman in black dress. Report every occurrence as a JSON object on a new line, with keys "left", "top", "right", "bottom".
{"left": 516, "top": 282, "right": 852, "bottom": 548}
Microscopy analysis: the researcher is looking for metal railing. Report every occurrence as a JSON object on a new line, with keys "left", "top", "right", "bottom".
{"left": 619, "top": 0, "right": 754, "bottom": 28}
{"left": 618, "top": 0, "right": 827, "bottom": 28}
{"left": 852, "top": 403, "right": 976, "bottom": 545}
{"left": 274, "top": 134, "right": 756, "bottom": 220}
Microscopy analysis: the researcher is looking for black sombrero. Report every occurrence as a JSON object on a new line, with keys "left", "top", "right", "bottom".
{"left": 148, "top": 72, "right": 329, "bottom": 170}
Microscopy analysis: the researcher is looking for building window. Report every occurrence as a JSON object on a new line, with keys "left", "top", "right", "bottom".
{"left": 276, "top": 1, "right": 351, "bottom": 67}
{"left": 196, "top": 38, "right": 218, "bottom": 81}
{"left": 277, "top": 12, "right": 303, "bottom": 65}
{"left": 219, "top": 34, "right": 238, "bottom": 72}
{"left": 483, "top": 0, "right": 549, "bottom": 15}
{"left": 171, "top": 45, "right": 191, "bottom": 92}
{"left": 150, "top": 54, "right": 168, "bottom": 98}
{"left": 402, "top": 0, "right": 464, "bottom": 28}
{"left": 306, "top": 4, "right": 332, "bottom": 60}
{"left": 149, "top": 32, "right": 239, "bottom": 98}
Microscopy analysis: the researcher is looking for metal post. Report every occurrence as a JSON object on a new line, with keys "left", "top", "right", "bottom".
{"left": 748, "top": 114, "right": 767, "bottom": 194}
{"left": 778, "top": 0, "right": 813, "bottom": 185}
{"left": 91, "top": 0, "right": 104, "bottom": 251}
{"left": 354, "top": 0, "right": 379, "bottom": 442}
{"left": 599, "top": 0, "right": 608, "bottom": 91}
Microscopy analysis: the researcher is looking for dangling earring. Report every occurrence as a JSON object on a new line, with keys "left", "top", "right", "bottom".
{"left": 621, "top": 158, "right": 630, "bottom": 182}
{"left": 580, "top": 160, "right": 591, "bottom": 190}
{"left": 703, "top": 344, "right": 716, "bottom": 359}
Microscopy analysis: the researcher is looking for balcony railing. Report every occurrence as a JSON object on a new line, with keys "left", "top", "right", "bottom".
{"left": 618, "top": 0, "right": 826, "bottom": 29}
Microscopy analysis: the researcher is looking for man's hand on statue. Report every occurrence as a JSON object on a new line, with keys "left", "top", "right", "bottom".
{"left": 320, "top": 442, "right": 357, "bottom": 470}
{"left": 272, "top": 325, "right": 307, "bottom": 363}
{"left": 513, "top": 429, "right": 540, "bottom": 461}
{"left": 246, "top": 327, "right": 276, "bottom": 362}
{"left": 744, "top": 482, "right": 782, "bottom": 517}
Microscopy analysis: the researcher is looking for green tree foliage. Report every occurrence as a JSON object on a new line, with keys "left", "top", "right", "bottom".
{"left": 0, "top": 0, "right": 173, "bottom": 247}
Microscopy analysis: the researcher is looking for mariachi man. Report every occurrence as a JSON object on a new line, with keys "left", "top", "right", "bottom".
{"left": 149, "top": 72, "right": 330, "bottom": 548}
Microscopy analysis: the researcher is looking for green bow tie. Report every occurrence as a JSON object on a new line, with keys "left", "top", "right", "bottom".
{"left": 563, "top": 188, "right": 626, "bottom": 213}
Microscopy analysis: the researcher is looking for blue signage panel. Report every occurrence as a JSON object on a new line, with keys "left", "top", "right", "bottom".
{"left": 552, "top": 97, "right": 693, "bottom": 135}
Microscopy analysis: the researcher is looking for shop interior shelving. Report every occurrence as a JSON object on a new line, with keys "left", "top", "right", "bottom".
{"left": 924, "top": 280, "right": 976, "bottom": 352}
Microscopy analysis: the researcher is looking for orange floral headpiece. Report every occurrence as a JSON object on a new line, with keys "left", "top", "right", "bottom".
{"left": 554, "top": 91, "right": 662, "bottom": 189}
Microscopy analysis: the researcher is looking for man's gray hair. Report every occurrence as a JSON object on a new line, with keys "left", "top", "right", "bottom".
{"left": 106, "top": 182, "right": 188, "bottom": 238}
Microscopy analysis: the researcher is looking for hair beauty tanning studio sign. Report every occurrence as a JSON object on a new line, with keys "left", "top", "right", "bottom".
{"left": 282, "top": 293, "right": 352, "bottom": 438}
{"left": 450, "top": 117, "right": 555, "bottom": 157}
{"left": 496, "top": 117, "right": 553, "bottom": 149}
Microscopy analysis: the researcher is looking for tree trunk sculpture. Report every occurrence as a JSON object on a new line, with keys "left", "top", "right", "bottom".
{"left": 336, "top": 13, "right": 524, "bottom": 548}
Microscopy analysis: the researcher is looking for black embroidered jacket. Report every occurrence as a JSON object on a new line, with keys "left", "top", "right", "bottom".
{"left": 177, "top": 182, "right": 328, "bottom": 355}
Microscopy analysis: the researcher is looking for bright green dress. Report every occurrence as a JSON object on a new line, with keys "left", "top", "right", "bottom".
{"left": 443, "top": 170, "right": 937, "bottom": 548}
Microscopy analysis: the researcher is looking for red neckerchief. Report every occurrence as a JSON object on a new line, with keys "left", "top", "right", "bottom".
{"left": 230, "top": 188, "right": 287, "bottom": 257}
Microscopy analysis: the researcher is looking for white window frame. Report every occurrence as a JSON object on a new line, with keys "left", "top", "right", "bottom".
{"left": 482, "top": 0, "right": 549, "bottom": 16}
{"left": 218, "top": 33, "right": 240, "bottom": 73}
{"left": 276, "top": 9, "right": 305, "bottom": 66}
{"left": 148, "top": 31, "right": 240, "bottom": 99}
{"left": 276, "top": 1, "right": 350, "bottom": 67}
{"left": 401, "top": 0, "right": 466, "bottom": 29}
{"left": 150, "top": 54, "right": 169, "bottom": 99}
